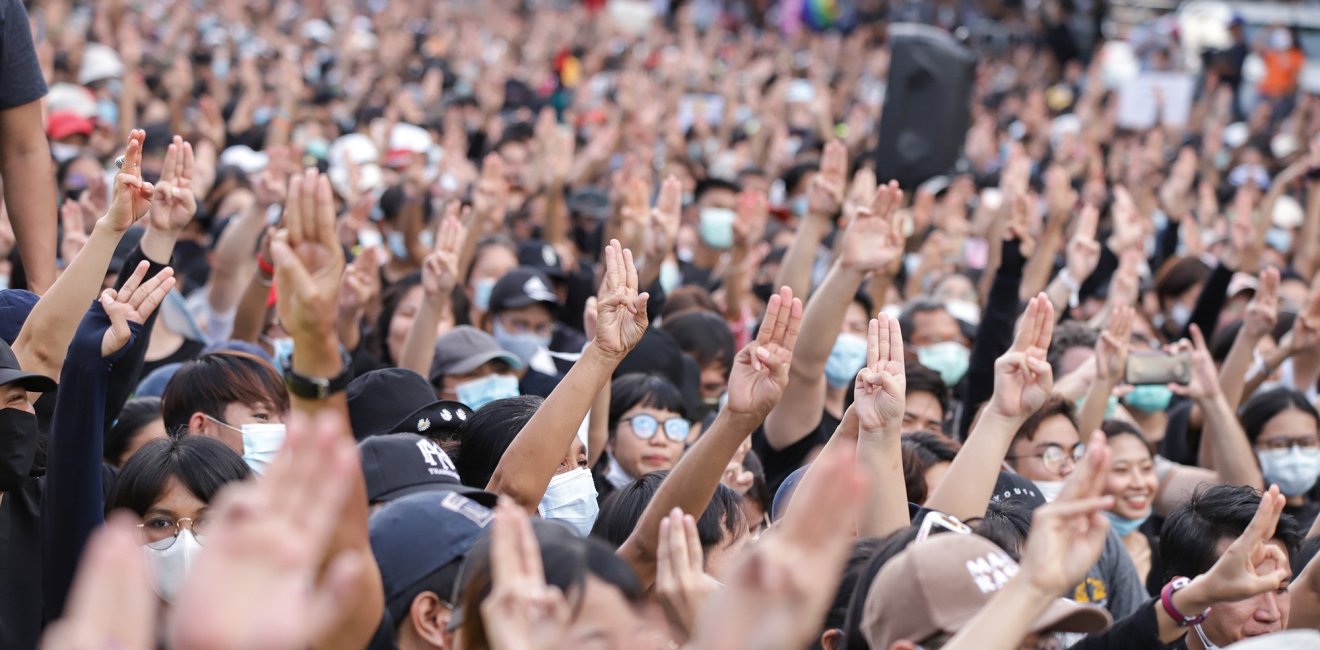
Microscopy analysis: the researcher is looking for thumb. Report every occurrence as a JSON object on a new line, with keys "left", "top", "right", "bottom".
{"left": 271, "top": 236, "right": 313, "bottom": 290}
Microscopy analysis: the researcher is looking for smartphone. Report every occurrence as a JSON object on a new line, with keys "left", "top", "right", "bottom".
{"left": 1125, "top": 352, "right": 1191, "bottom": 386}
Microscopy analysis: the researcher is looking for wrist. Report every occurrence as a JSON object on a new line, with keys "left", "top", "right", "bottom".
{"left": 1173, "top": 576, "right": 1215, "bottom": 618}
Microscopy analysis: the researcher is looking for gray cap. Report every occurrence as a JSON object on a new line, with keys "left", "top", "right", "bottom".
{"left": 429, "top": 326, "right": 523, "bottom": 382}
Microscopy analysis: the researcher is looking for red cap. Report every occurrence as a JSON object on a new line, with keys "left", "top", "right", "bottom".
{"left": 47, "top": 111, "right": 95, "bottom": 140}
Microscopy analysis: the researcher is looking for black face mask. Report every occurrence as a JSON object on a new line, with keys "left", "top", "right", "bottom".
{"left": 0, "top": 408, "right": 39, "bottom": 492}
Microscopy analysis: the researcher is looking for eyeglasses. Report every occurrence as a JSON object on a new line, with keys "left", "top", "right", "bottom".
{"left": 138, "top": 514, "right": 211, "bottom": 547}
{"left": 1257, "top": 435, "right": 1320, "bottom": 452}
{"left": 1009, "top": 443, "right": 1085, "bottom": 475}
{"left": 621, "top": 414, "right": 691, "bottom": 442}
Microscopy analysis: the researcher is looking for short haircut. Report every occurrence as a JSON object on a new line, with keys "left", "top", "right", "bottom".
{"left": 901, "top": 431, "right": 960, "bottom": 504}
{"left": 106, "top": 436, "right": 250, "bottom": 516}
{"left": 816, "top": 537, "right": 886, "bottom": 650}
{"left": 104, "top": 397, "right": 162, "bottom": 466}
{"left": 160, "top": 352, "right": 288, "bottom": 435}
{"left": 454, "top": 395, "right": 543, "bottom": 489}
{"left": 1161, "top": 484, "right": 1302, "bottom": 581}
{"left": 662, "top": 310, "right": 736, "bottom": 371}
{"left": 590, "top": 470, "right": 746, "bottom": 554}
{"left": 1239, "top": 387, "right": 1320, "bottom": 445}
{"left": 694, "top": 177, "right": 742, "bottom": 202}
{"left": 1012, "top": 397, "right": 1077, "bottom": 448}
{"left": 1047, "top": 320, "right": 1098, "bottom": 375}
{"left": 905, "top": 364, "right": 950, "bottom": 417}
{"left": 897, "top": 298, "right": 952, "bottom": 342}
{"left": 660, "top": 285, "right": 720, "bottom": 321}
{"left": 608, "top": 373, "right": 689, "bottom": 436}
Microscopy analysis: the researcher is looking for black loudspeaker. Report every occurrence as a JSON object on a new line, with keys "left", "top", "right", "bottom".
{"left": 875, "top": 24, "right": 976, "bottom": 190}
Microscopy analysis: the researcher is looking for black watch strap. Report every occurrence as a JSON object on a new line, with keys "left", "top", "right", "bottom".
{"left": 282, "top": 348, "right": 354, "bottom": 400}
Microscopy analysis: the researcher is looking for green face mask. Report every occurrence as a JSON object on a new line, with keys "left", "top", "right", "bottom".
{"left": 1123, "top": 385, "right": 1173, "bottom": 413}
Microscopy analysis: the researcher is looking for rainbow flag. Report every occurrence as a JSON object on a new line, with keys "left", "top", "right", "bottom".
{"left": 803, "top": 0, "right": 838, "bottom": 29}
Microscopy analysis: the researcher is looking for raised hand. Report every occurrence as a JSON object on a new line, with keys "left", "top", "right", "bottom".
{"left": 421, "top": 207, "right": 466, "bottom": 299}
{"left": 648, "top": 176, "right": 683, "bottom": 261}
{"left": 1106, "top": 186, "right": 1147, "bottom": 252}
{"left": 39, "top": 514, "right": 157, "bottom": 650}
{"left": 99, "top": 262, "right": 176, "bottom": 357}
{"left": 841, "top": 167, "right": 878, "bottom": 229}
{"left": 593, "top": 239, "right": 650, "bottom": 360}
{"left": 1095, "top": 305, "right": 1134, "bottom": 384}
{"left": 806, "top": 140, "right": 847, "bottom": 218}
{"left": 1222, "top": 188, "right": 1260, "bottom": 272}
{"left": 656, "top": 508, "right": 718, "bottom": 640}
{"left": 1243, "top": 268, "right": 1280, "bottom": 340}
{"left": 840, "top": 180, "right": 904, "bottom": 273}
{"left": 271, "top": 170, "right": 346, "bottom": 340}
{"left": 854, "top": 313, "right": 906, "bottom": 434}
{"left": 1184, "top": 486, "right": 1291, "bottom": 606}
{"left": 720, "top": 439, "right": 755, "bottom": 494}
{"left": 726, "top": 287, "right": 803, "bottom": 417}
{"left": 167, "top": 411, "right": 365, "bottom": 650}
{"left": 106, "top": 129, "right": 155, "bottom": 232}
{"left": 1171, "top": 324, "right": 1223, "bottom": 402}
{"left": 988, "top": 294, "right": 1055, "bottom": 419}
{"left": 60, "top": 199, "right": 89, "bottom": 264}
{"left": 472, "top": 153, "right": 509, "bottom": 230}
{"left": 1018, "top": 431, "right": 1114, "bottom": 597}
{"left": 148, "top": 135, "right": 197, "bottom": 233}
{"left": 1108, "top": 250, "right": 1143, "bottom": 309}
{"left": 1282, "top": 275, "right": 1320, "bottom": 353}
{"left": 1065, "top": 203, "right": 1102, "bottom": 283}
{"left": 481, "top": 499, "right": 570, "bottom": 650}
{"left": 732, "top": 189, "right": 769, "bottom": 254}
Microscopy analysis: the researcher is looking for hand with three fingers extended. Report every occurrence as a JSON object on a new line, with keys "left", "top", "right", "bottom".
{"left": 148, "top": 135, "right": 198, "bottom": 234}
{"left": 167, "top": 411, "right": 365, "bottom": 650}
{"left": 839, "top": 180, "right": 905, "bottom": 273}
{"left": 988, "top": 294, "right": 1056, "bottom": 420}
{"left": 271, "top": 170, "right": 346, "bottom": 342}
{"left": 105, "top": 130, "right": 155, "bottom": 232}
{"left": 1018, "top": 431, "right": 1115, "bottom": 597}
{"left": 854, "top": 313, "right": 906, "bottom": 435}
{"left": 725, "top": 288, "right": 803, "bottom": 418}
{"left": 1065, "top": 203, "right": 1102, "bottom": 284}
{"left": 1175, "top": 487, "right": 1292, "bottom": 615}
{"left": 1243, "top": 268, "right": 1280, "bottom": 340}
{"left": 593, "top": 239, "right": 650, "bottom": 361}
{"left": 98, "top": 262, "right": 177, "bottom": 358}
{"left": 421, "top": 205, "right": 467, "bottom": 300}
{"left": 472, "top": 153, "right": 509, "bottom": 230}
{"left": 648, "top": 176, "right": 683, "bottom": 262}
{"left": 806, "top": 140, "right": 847, "bottom": 218}
{"left": 656, "top": 508, "right": 719, "bottom": 641}
{"left": 481, "top": 499, "right": 570, "bottom": 650}
{"left": 60, "top": 199, "right": 88, "bottom": 264}
{"left": 1094, "top": 305, "right": 1134, "bottom": 386}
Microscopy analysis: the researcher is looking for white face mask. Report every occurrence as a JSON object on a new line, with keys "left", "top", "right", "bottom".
{"left": 538, "top": 468, "right": 599, "bottom": 537}
{"left": 143, "top": 529, "right": 203, "bottom": 602}
{"left": 240, "top": 423, "right": 287, "bottom": 475}
{"left": 1034, "top": 480, "right": 1066, "bottom": 502}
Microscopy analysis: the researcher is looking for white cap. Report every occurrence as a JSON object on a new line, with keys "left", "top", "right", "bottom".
{"left": 78, "top": 43, "right": 124, "bottom": 85}
{"left": 218, "top": 145, "right": 269, "bottom": 175}
{"left": 1271, "top": 132, "right": 1300, "bottom": 160}
{"left": 46, "top": 83, "right": 98, "bottom": 118}
{"left": 1224, "top": 122, "right": 1251, "bottom": 149}
{"left": 329, "top": 133, "right": 379, "bottom": 168}
{"left": 1273, "top": 194, "right": 1304, "bottom": 229}
{"left": 389, "top": 123, "right": 433, "bottom": 154}
{"left": 328, "top": 163, "right": 383, "bottom": 200}
{"left": 301, "top": 19, "right": 334, "bottom": 44}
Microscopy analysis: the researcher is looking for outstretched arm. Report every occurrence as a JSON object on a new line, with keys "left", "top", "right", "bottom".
{"left": 852, "top": 314, "right": 911, "bottom": 537}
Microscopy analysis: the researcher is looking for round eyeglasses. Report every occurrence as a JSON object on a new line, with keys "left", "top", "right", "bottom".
{"left": 138, "top": 514, "right": 211, "bottom": 548}
{"left": 621, "top": 414, "right": 691, "bottom": 442}
{"left": 1009, "top": 443, "right": 1086, "bottom": 475}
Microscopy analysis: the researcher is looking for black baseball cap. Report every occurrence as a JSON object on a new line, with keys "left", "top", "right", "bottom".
{"left": 369, "top": 491, "right": 493, "bottom": 625}
{"left": 487, "top": 267, "right": 559, "bottom": 314}
{"left": 990, "top": 471, "right": 1047, "bottom": 511}
{"left": 0, "top": 337, "right": 54, "bottom": 392}
{"left": 358, "top": 433, "right": 496, "bottom": 506}
{"left": 347, "top": 368, "right": 473, "bottom": 441}
{"left": 517, "top": 239, "right": 567, "bottom": 281}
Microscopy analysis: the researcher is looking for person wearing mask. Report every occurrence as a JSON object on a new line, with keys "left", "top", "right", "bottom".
{"left": 358, "top": 433, "right": 495, "bottom": 511}
{"left": 159, "top": 351, "right": 290, "bottom": 474}
{"left": 482, "top": 266, "right": 581, "bottom": 394}
{"left": 428, "top": 326, "right": 522, "bottom": 411}
{"left": 1101, "top": 420, "right": 1164, "bottom": 596}
{"left": 1240, "top": 388, "right": 1320, "bottom": 529}
{"left": 898, "top": 299, "right": 972, "bottom": 391}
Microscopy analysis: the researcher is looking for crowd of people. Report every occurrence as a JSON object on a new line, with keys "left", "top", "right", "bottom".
{"left": 4, "top": 0, "right": 1320, "bottom": 648}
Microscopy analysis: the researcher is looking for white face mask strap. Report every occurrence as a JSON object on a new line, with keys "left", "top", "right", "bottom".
{"left": 1193, "top": 623, "right": 1219, "bottom": 650}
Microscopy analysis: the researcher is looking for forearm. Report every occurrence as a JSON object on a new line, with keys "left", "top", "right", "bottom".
{"left": 1198, "top": 394, "right": 1263, "bottom": 489}
{"left": 1291, "top": 576, "right": 1320, "bottom": 629}
{"left": 959, "top": 248, "right": 1025, "bottom": 435}
{"left": 926, "top": 411, "right": 1025, "bottom": 519}
{"left": 398, "top": 297, "right": 450, "bottom": 379}
{"left": 1, "top": 141, "right": 57, "bottom": 294}
{"left": 1076, "top": 377, "right": 1118, "bottom": 445}
{"left": 14, "top": 221, "right": 126, "bottom": 381}
{"left": 856, "top": 425, "right": 909, "bottom": 538}
{"left": 1219, "top": 331, "right": 1264, "bottom": 409}
{"left": 723, "top": 249, "right": 750, "bottom": 323}
{"left": 105, "top": 247, "right": 169, "bottom": 425}
{"left": 1020, "top": 232, "right": 1064, "bottom": 301}
{"left": 1183, "top": 264, "right": 1233, "bottom": 342}
{"left": 139, "top": 221, "right": 185, "bottom": 265}
{"left": 1297, "top": 182, "right": 1320, "bottom": 279}
{"left": 488, "top": 344, "right": 619, "bottom": 511}
{"left": 774, "top": 216, "right": 829, "bottom": 302}
{"left": 207, "top": 209, "right": 267, "bottom": 315}
{"left": 587, "top": 378, "right": 610, "bottom": 468}
{"left": 230, "top": 270, "right": 272, "bottom": 343}
{"left": 942, "top": 578, "right": 1053, "bottom": 650}
{"left": 617, "top": 409, "right": 763, "bottom": 587}
{"left": 544, "top": 183, "right": 568, "bottom": 246}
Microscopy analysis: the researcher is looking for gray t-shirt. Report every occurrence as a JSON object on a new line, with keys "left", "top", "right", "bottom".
{"left": 1070, "top": 527, "right": 1148, "bottom": 619}
{"left": 0, "top": 0, "right": 47, "bottom": 110}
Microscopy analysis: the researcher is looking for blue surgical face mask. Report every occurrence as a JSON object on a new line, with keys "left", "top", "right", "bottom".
{"left": 267, "top": 337, "right": 294, "bottom": 376}
{"left": 472, "top": 278, "right": 497, "bottom": 312}
{"left": 1258, "top": 446, "right": 1320, "bottom": 496}
{"left": 97, "top": 98, "right": 119, "bottom": 126}
{"left": 1266, "top": 227, "right": 1293, "bottom": 253}
{"left": 824, "top": 333, "right": 868, "bottom": 389}
{"left": 789, "top": 195, "right": 809, "bottom": 217}
{"left": 492, "top": 319, "right": 551, "bottom": 366}
{"left": 455, "top": 373, "right": 520, "bottom": 411}
{"left": 1123, "top": 385, "right": 1173, "bottom": 413}
{"left": 698, "top": 207, "right": 736, "bottom": 250}
{"left": 538, "top": 468, "right": 599, "bottom": 537}
{"left": 1104, "top": 511, "right": 1150, "bottom": 537}
{"left": 1168, "top": 302, "right": 1193, "bottom": 330}
{"left": 916, "top": 341, "right": 970, "bottom": 387}
{"left": 387, "top": 231, "right": 408, "bottom": 260}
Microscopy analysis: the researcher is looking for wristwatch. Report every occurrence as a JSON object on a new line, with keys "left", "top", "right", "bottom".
{"left": 1160, "top": 576, "right": 1211, "bottom": 627}
{"left": 282, "top": 348, "right": 354, "bottom": 400}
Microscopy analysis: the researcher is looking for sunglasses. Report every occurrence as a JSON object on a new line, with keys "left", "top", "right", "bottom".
{"left": 622, "top": 414, "right": 691, "bottom": 442}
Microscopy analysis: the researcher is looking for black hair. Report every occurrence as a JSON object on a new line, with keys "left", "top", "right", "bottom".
{"left": 693, "top": 177, "right": 742, "bottom": 202}
{"left": 1048, "top": 320, "right": 1099, "bottom": 376}
{"left": 1153, "top": 256, "right": 1212, "bottom": 303}
{"left": 901, "top": 431, "right": 960, "bottom": 504}
{"left": 662, "top": 310, "right": 736, "bottom": 371}
{"left": 905, "top": 364, "right": 950, "bottom": 419}
{"left": 841, "top": 525, "right": 924, "bottom": 650}
{"left": 814, "top": 537, "right": 885, "bottom": 650}
{"left": 372, "top": 273, "right": 424, "bottom": 363}
{"left": 971, "top": 500, "right": 1035, "bottom": 561}
{"left": 1160, "top": 484, "right": 1302, "bottom": 581}
{"left": 781, "top": 161, "right": 818, "bottom": 195}
{"left": 1294, "top": 537, "right": 1320, "bottom": 580}
{"left": 897, "top": 298, "right": 953, "bottom": 343}
{"left": 1239, "top": 387, "right": 1320, "bottom": 445}
{"left": 608, "top": 373, "right": 689, "bottom": 436}
{"left": 1210, "top": 313, "right": 1297, "bottom": 363}
{"left": 159, "top": 352, "right": 289, "bottom": 435}
{"left": 1101, "top": 419, "right": 1157, "bottom": 457}
{"left": 1011, "top": 397, "right": 1078, "bottom": 448}
{"left": 741, "top": 450, "right": 772, "bottom": 524}
{"left": 455, "top": 395, "right": 544, "bottom": 489}
{"left": 105, "top": 436, "right": 250, "bottom": 516}
{"left": 590, "top": 470, "right": 746, "bottom": 556}
{"left": 104, "top": 397, "right": 163, "bottom": 466}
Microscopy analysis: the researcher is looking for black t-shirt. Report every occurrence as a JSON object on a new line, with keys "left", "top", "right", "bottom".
{"left": 752, "top": 410, "right": 842, "bottom": 495}
{"left": 0, "top": 478, "right": 43, "bottom": 649}
{"left": 140, "top": 338, "right": 207, "bottom": 379}
{"left": 0, "top": 0, "right": 47, "bottom": 110}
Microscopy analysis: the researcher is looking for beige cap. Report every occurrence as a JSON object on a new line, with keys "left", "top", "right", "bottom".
{"left": 861, "top": 534, "right": 1112, "bottom": 649}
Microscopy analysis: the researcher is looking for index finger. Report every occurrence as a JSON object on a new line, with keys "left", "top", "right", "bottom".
{"left": 1033, "top": 294, "right": 1055, "bottom": 350}
{"left": 756, "top": 290, "right": 785, "bottom": 347}
{"left": 875, "top": 315, "right": 889, "bottom": 366}
{"left": 1239, "top": 486, "right": 1284, "bottom": 551}
{"left": 1011, "top": 296, "right": 1040, "bottom": 352}
{"left": 866, "top": 318, "right": 880, "bottom": 369}
{"left": 160, "top": 139, "right": 179, "bottom": 185}
{"left": 820, "top": 140, "right": 846, "bottom": 182}
{"left": 1076, "top": 203, "right": 1099, "bottom": 239}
